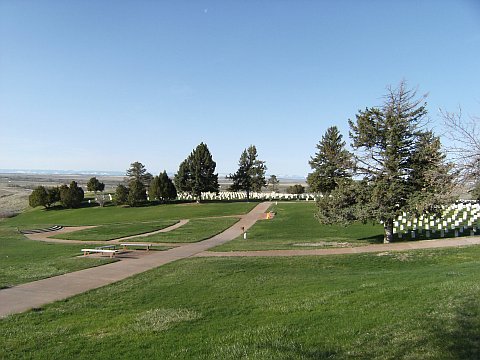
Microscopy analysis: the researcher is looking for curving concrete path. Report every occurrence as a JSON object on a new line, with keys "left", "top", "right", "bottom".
{"left": 0, "top": 202, "right": 272, "bottom": 318}
{"left": 23, "top": 219, "right": 190, "bottom": 246}
{"left": 195, "top": 236, "right": 480, "bottom": 257}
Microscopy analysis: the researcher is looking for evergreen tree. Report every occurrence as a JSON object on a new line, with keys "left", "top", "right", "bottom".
{"left": 87, "top": 177, "right": 105, "bottom": 193}
{"left": 159, "top": 171, "right": 177, "bottom": 202}
{"left": 46, "top": 187, "right": 60, "bottom": 208}
{"left": 126, "top": 161, "right": 153, "bottom": 186}
{"left": 307, "top": 126, "right": 353, "bottom": 193}
{"left": 287, "top": 184, "right": 305, "bottom": 194}
{"left": 228, "top": 145, "right": 267, "bottom": 201}
{"left": 316, "top": 82, "right": 454, "bottom": 243}
{"left": 267, "top": 175, "right": 280, "bottom": 192}
{"left": 59, "top": 181, "right": 84, "bottom": 208}
{"left": 29, "top": 186, "right": 48, "bottom": 208}
{"left": 149, "top": 176, "right": 160, "bottom": 201}
{"left": 115, "top": 184, "right": 129, "bottom": 205}
{"left": 174, "top": 143, "right": 219, "bottom": 202}
{"left": 150, "top": 171, "right": 177, "bottom": 203}
{"left": 128, "top": 179, "right": 147, "bottom": 207}
{"left": 407, "top": 131, "right": 456, "bottom": 213}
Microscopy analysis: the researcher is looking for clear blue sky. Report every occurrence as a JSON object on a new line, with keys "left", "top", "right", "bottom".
{"left": 1, "top": 0, "right": 479, "bottom": 177}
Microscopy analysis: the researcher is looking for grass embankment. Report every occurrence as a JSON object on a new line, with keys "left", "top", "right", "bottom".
{"left": 141, "top": 217, "right": 239, "bottom": 243}
{"left": 1, "top": 246, "right": 480, "bottom": 359}
{"left": 8, "top": 202, "right": 256, "bottom": 227}
{"left": 49, "top": 220, "right": 178, "bottom": 241}
{"left": 214, "top": 202, "right": 384, "bottom": 251}
{"left": 0, "top": 226, "right": 114, "bottom": 289}
{"left": 0, "top": 202, "right": 255, "bottom": 286}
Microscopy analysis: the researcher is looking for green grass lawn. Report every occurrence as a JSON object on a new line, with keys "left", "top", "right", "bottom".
{"left": 9, "top": 201, "right": 256, "bottom": 228}
{"left": 0, "top": 226, "right": 115, "bottom": 289}
{"left": 49, "top": 220, "right": 179, "bottom": 241}
{"left": 1, "top": 246, "right": 480, "bottom": 359}
{"left": 0, "top": 202, "right": 254, "bottom": 286}
{"left": 140, "top": 217, "right": 240, "bottom": 243}
{"left": 214, "top": 202, "right": 384, "bottom": 251}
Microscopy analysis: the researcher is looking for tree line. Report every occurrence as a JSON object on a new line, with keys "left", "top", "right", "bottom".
{"left": 29, "top": 143, "right": 269, "bottom": 209}
{"left": 28, "top": 80, "right": 478, "bottom": 245}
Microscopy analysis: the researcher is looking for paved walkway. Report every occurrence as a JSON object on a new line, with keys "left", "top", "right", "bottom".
{"left": 0, "top": 202, "right": 272, "bottom": 318}
{"left": 195, "top": 236, "right": 480, "bottom": 257}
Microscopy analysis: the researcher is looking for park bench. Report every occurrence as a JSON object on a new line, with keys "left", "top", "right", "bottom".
{"left": 81, "top": 248, "right": 119, "bottom": 258}
{"left": 120, "top": 243, "right": 153, "bottom": 251}
{"left": 95, "top": 245, "right": 117, "bottom": 250}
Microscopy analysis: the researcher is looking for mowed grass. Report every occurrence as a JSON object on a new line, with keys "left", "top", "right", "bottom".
{"left": 140, "top": 217, "right": 240, "bottom": 243}
{"left": 49, "top": 220, "right": 178, "bottom": 241}
{"left": 0, "top": 226, "right": 114, "bottom": 289}
{"left": 1, "top": 246, "right": 480, "bottom": 359}
{"left": 214, "top": 202, "right": 384, "bottom": 251}
{"left": 0, "top": 202, "right": 254, "bottom": 286}
{"left": 8, "top": 201, "right": 257, "bottom": 227}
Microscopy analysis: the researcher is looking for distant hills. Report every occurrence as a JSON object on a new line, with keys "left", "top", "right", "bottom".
{"left": 0, "top": 169, "right": 306, "bottom": 180}
{"left": 0, "top": 169, "right": 124, "bottom": 176}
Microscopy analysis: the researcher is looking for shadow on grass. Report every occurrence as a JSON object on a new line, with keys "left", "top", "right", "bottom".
{"left": 432, "top": 296, "right": 480, "bottom": 359}
{"left": 358, "top": 234, "right": 385, "bottom": 244}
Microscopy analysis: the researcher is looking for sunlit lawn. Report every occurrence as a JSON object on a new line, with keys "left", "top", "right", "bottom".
{"left": 49, "top": 220, "right": 178, "bottom": 241}
{"left": 1, "top": 246, "right": 479, "bottom": 359}
{"left": 0, "top": 226, "right": 114, "bottom": 289}
{"left": 141, "top": 217, "right": 239, "bottom": 243}
{"left": 214, "top": 202, "right": 384, "bottom": 251}
{"left": 9, "top": 201, "right": 257, "bottom": 228}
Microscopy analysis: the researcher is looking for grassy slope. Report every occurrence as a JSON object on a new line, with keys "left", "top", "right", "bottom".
{"left": 140, "top": 217, "right": 239, "bottom": 243}
{"left": 1, "top": 247, "right": 480, "bottom": 359}
{"left": 0, "top": 202, "right": 254, "bottom": 286}
{"left": 49, "top": 220, "right": 178, "bottom": 241}
{"left": 9, "top": 202, "right": 256, "bottom": 228}
{"left": 214, "top": 202, "right": 384, "bottom": 251}
{"left": 0, "top": 226, "right": 114, "bottom": 289}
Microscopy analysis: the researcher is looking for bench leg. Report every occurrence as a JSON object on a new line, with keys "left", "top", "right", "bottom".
{"left": 84, "top": 251, "right": 89, "bottom": 256}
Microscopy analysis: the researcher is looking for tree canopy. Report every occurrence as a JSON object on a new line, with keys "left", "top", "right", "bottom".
{"left": 228, "top": 145, "right": 267, "bottom": 201}
{"left": 29, "top": 186, "right": 59, "bottom": 209}
{"left": 149, "top": 171, "right": 177, "bottom": 203}
{"left": 86, "top": 177, "right": 105, "bottom": 193}
{"left": 316, "top": 81, "right": 454, "bottom": 243}
{"left": 115, "top": 184, "right": 129, "bottom": 205}
{"left": 126, "top": 161, "right": 153, "bottom": 186}
{"left": 307, "top": 126, "right": 353, "bottom": 193}
{"left": 128, "top": 179, "right": 147, "bottom": 207}
{"left": 59, "top": 181, "right": 84, "bottom": 208}
{"left": 174, "top": 143, "right": 219, "bottom": 202}
{"left": 267, "top": 175, "right": 280, "bottom": 192}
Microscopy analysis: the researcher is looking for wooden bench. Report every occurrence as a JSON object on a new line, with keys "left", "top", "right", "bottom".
{"left": 120, "top": 243, "right": 153, "bottom": 251}
{"left": 81, "top": 248, "right": 119, "bottom": 258}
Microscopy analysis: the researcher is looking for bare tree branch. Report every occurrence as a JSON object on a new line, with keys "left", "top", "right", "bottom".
{"left": 440, "top": 107, "right": 480, "bottom": 183}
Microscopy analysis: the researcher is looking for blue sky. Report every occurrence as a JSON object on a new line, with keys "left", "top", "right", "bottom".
{"left": 1, "top": 0, "right": 479, "bottom": 177}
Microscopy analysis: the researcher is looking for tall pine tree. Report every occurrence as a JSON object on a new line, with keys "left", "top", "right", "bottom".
{"left": 174, "top": 143, "right": 219, "bottom": 202}
{"left": 316, "top": 81, "right": 454, "bottom": 243}
{"left": 126, "top": 161, "right": 153, "bottom": 186}
{"left": 228, "top": 145, "right": 267, "bottom": 201}
{"left": 307, "top": 126, "right": 353, "bottom": 193}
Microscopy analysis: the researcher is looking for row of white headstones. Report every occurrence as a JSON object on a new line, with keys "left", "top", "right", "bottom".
{"left": 176, "top": 191, "right": 317, "bottom": 201}
{"left": 393, "top": 201, "right": 480, "bottom": 239}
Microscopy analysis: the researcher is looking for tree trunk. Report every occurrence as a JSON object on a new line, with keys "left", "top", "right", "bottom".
{"left": 246, "top": 189, "right": 250, "bottom": 202}
{"left": 383, "top": 219, "right": 394, "bottom": 243}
